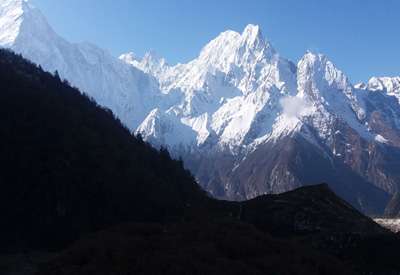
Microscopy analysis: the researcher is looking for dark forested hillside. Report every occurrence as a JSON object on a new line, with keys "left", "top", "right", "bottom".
{"left": 0, "top": 49, "right": 206, "bottom": 250}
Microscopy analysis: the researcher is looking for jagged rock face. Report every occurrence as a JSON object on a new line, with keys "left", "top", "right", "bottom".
{"left": 187, "top": 132, "right": 390, "bottom": 215}
{"left": 2, "top": 0, "right": 400, "bottom": 214}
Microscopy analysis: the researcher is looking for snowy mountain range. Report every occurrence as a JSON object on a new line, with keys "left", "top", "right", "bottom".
{"left": 2, "top": 0, "right": 400, "bottom": 215}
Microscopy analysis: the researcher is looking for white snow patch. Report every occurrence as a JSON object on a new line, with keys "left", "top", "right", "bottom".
{"left": 374, "top": 219, "right": 400, "bottom": 233}
{"left": 375, "top": 134, "right": 388, "bottom": 144}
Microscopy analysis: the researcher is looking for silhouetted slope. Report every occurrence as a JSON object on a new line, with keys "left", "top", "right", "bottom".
{"left": 241, "top": 184, "right": 387, "bottom": 236}
{"left": 0, "top": 49, "right": 206, "bottom": 250}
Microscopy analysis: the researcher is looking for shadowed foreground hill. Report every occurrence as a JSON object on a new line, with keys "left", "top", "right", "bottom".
{"left": 241, "top": 184, "right": 386, "bottom": 236}
{"left": 1, "top": 49, "right": 400, "bottom": 275}
{"left": 38, "top": 222, "right": 352, "bottom": 275}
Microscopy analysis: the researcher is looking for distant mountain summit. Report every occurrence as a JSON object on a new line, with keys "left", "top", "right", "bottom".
{"left": 367, "top": 76, "right": 400, "bottom": 102}
{"left": 2, "top": 0, "right": 400, "bottom": 215}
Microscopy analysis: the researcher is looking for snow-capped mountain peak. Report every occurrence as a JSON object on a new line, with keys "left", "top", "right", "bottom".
{"left": 242, "top": 24, "right": 262, "bottom": 42}
{"left": 0, "top": 0, "right": 25, "bottom": 46}
{"left": 196, "top": 24, "right": 276, "bottom": 73}
{"left": 127, "top": 24, "right": 298, "bottom": 151}
{"left": 0, "top": 0, "right": 47, "bottom": 47}
{"left": 120, "top": 50, "right": 168, "bottom": 76}
{"left": 119, "top": 52, "right": 139, "bottom": 66}
{"left": 297, "top": 51, "right": 371, "bottom": 141}
{"left": 196, "top": 29, "right": 241, "bottom": 72}
{"left": 241, "top": 24, "right": 275, "bottom": 57}
{"left": 367, "top": 76, "right": 400, "bottom": 103}
{"left": 297, "top": 51, "right": 362, "bottom": 115}
{"left": 298, "top": 52, "right": 350, "bottom": 94}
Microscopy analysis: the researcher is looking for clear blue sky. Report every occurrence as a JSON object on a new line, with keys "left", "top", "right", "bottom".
{"left": 31, "top": 0, "right": 399, "bottom": 83}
